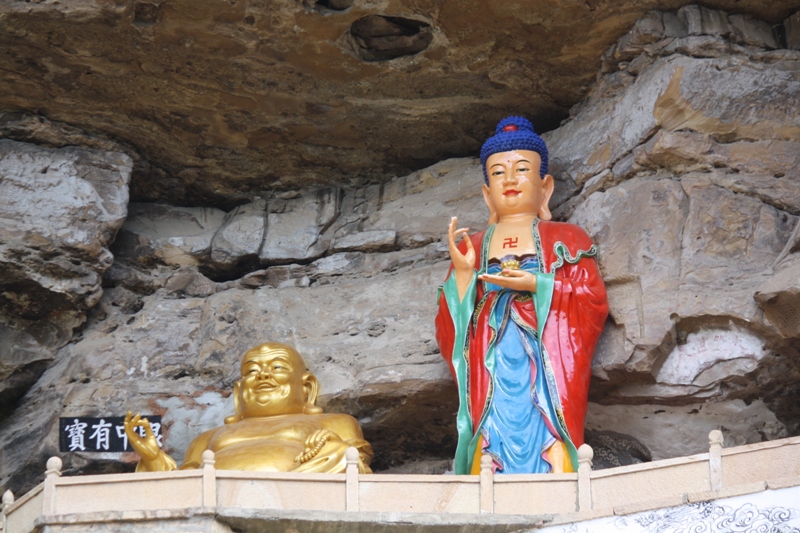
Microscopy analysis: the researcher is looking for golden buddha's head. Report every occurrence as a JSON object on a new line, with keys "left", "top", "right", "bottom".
{"left": 480, "top": 117, "right": 554, "bottom": 223}
{"left": 228, "top": 342, "right": 321, "bottom": 422}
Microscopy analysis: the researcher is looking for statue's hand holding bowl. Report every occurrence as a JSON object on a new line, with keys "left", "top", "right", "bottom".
{"left": 478, "top": 269, "right": 537, "bottom": 292}
{"left": 124, "top": 411, "right": 161, "bottom": 462}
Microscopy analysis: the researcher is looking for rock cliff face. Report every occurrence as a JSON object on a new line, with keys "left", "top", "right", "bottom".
{"left": 0, "top": 140, "right": 131, "bottom": 417}
{"left": 0, "top": 0, "right": 797, "bottom": 206}
{"left": 547, "top": 6, "right": 800, "bottom": 456}
{"left": 1, "top": 4, "right": 799, "bottom": 495}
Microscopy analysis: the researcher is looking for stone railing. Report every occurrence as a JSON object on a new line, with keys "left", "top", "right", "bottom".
{"left": 3, "top": 432, "right": 800, "bottom": 533}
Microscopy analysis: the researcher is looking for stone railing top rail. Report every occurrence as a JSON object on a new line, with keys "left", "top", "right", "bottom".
{"left": 3, "top": 432, "right": 800, "bottom": 533}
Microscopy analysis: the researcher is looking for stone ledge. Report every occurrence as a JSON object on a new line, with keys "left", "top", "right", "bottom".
{"left": 613, "top": 494, "right": 687, "bottom": 516}
{"left": 768, "top": 477, "right": 800, "bottom": 490}
{"left": 545, "top": 507, "right": 615, "bottom": 527}
{"left": 37, "top": 507, "right": 215, "bottom": 526}
{"left": 687, "top": 481, "right": 768, "bottom": 503}
{"left": 33, "top": 507, "right": 554, "bottom": 533}
{"left": 219, "top": 507, "right": 552, "bottom": 533}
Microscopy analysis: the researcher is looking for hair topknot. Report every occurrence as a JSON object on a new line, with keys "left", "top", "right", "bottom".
{"left": 480, "top": 116, "right": 548, "bottom": 184}
{"left": 495, "top": 116, "right": 535, "bottom": 135}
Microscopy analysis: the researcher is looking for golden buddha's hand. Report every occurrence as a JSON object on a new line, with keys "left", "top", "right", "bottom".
{"left": 124, "top": 411, "right": 162, "bottom": 461}
{"left": 295, "top": 429, "right": 342, "bottom": 464}
{"left": 479, "top": 269, "right": 537, "bottom": 292}
{"left": 124, "top": 412, "right": 177, "bottom": 472}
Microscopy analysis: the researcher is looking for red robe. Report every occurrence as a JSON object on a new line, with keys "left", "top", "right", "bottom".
{"left": 435, "top": 220, "right": 608, "bottom": 473}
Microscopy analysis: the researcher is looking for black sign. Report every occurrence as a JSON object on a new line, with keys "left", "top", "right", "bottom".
{"left": 59, "top": 416, "right": 163, "bottom": 453}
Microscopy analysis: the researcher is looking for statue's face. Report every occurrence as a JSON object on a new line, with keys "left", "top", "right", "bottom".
{"left": 484, "top": 150, "right": 551, "bottom": 220}
{"left": 236, "top": 345, "right": 307, "bottom": 418}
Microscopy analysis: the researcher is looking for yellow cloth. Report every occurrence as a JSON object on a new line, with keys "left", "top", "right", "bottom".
{"left": 548, "top": 441, "right": 574, "bottom": 473}
{"left": 470, "top": 436, "right": 484, "bottom": 475}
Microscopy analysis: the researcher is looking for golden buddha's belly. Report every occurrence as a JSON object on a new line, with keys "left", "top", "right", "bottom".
{"left": 210, "top": 437, "right": 305, "bottom": 471}
{"left": 207, "top": 419, "right": 315, "bottom": 471}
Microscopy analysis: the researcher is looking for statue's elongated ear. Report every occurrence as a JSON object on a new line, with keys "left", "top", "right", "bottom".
{"left": 539, "top": 175, "right": 555, "bottom": 221}
{"left": 302, "top": 373, "right": 323, "bottom": 414}
{"left": 482, "top": 184, "right": 498, "bottom": 225}
{"left": 224, "top": 381, "right": 242, "bottom": 424}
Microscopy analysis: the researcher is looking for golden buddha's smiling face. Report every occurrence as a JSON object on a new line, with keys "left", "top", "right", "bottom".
{"left": 237, "top": 345, "right": 307, "bottom": 418}
{"left": 484, "top": 150, "right": 553, "bottom": 220}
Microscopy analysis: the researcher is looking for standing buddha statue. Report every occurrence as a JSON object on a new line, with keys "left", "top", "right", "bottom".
{"left": 435, "top": 116, "right": 608, "bottom": 475}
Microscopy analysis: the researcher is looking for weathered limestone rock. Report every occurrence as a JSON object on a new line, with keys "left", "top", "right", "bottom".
{"left": 113, "top": 204, "right": 227, "bottom": 267}
{"left": 1, "top": 1, "right": 795, "bottom": 206}
{"left": 210, "top": 200, "right": 267, "bottom": 272}
{"left": 163, "top": 267, "right": 220, "bottom": 298}
{"left": 0, "top": 148, "right": 486, "bottom": 492}
{"left": 102, "top": 262, "right": 168, "bottom": 295}
{"left": 654, "top": 328, "right": 765, "bottom": 390}
{"left": 728, "top": 14, "right": 779, "bottom": 49}
{"left": 115, "top": 159, "right": 480, "bottom": 278}
{"left": 0, "top": 261, "right": 453, "bottom": 492}
{"left": 331, "top": 230, "right": 397, "bottom": 253}
{"left": 572, "top": 178, "right": 687, "bottom": 379}
{"left": 0, "top": 140, "right": 132, "bottom": 314}
{"left": 755, "top": 255, "right": 800, "bottom": 338}
{"left": 0, "top": 140, "right": 131, "bottom": 409}
{"left": 2, "top": 5, "right": 800, "bottom": 499}
{"left": 787, "top": 11, "right": 800, "bottom": 51}
{"left": 362, "top": 158, "right": 488, "bottom": 248}
{"left": 555, "top": 7, "right": 800, "bottom": 439}
{"left": 586, "top": 400, "right": 788, "bottom": 461}
{"left": 549, "top": 53, "right": 800, "bottom": 193}
{"left": 0, "top": 322, "right": 66, "bottom": 419}
{"left": 259, "top": 190, "right": 339, "bottom": 264}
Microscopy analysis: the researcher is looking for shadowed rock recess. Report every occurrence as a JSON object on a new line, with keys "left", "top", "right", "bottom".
{"left": 1, "top": 4, "right": 800, "bottom": 495}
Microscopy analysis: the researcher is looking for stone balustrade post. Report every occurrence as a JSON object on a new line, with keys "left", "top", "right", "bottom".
{"left": 577, "top": 444, "right": 593, "bottom": 512}
{"left": 2, "top": 490, "right": 13, "bottom": 512}
{"left": 479, "top": 454, "right": 494, "bottom": 514}
{"left": 708, "top": 429, "right": 724, "bottom": 492}
{"left": 345, "top": 447, "right": 359, "bottom": 512}
{"left": 43, "top": 456, "right": 62, "bottom": 516}
{"left": 2, "top": 489, "right": 14, "bottom": 531}
{"left": 201, "top": 450, "right": 217, "bottom": 509}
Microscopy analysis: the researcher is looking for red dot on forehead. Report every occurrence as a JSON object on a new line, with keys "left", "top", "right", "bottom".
{"left": 503, "top": 125, "right": 518, "bottom": 132}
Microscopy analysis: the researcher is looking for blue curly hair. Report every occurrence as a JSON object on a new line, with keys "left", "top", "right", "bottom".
{"left": 480, "top": 116, "right": 549, "bottom": 184}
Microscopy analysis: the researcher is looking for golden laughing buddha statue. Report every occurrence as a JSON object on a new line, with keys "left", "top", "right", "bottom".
{"left": 124, "top": 342, "right": 373, "bottom": 473}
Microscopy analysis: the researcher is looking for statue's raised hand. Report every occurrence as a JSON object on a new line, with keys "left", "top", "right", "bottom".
{"left": 447, "top": 217, "right": 475, "bottom": 273}
{"left": 124, "top": 411, "right": 161, "bottom": 462}
{"left": 448, "top": 217, "right": 476, "bottom": 300}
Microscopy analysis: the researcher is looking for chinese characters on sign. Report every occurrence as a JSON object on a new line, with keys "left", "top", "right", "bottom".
{"left": 59, "top": 416, "right": 163, "bottom": 453}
